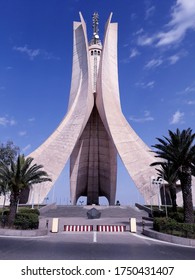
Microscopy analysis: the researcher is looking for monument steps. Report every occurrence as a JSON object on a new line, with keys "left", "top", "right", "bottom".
{"left": 40, "top": 205, "right": 146, "bottom": 219}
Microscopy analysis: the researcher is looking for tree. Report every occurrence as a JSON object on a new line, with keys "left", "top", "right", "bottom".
{"left": 0, "top": 141, "right": 19, "bottom": 212}
{"left": 154, "top": 162, "right": 179, "bottom": 212}
{"left": 0, "top": 155, "right": 52, "bottom": 227}
{"left": 0, "top": 140, "right": 19, "bottom": 165}
{"left": 151, "top": 128, "right": 195, "bottom": 224}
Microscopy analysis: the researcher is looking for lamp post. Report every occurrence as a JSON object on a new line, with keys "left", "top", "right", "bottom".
{"left": 152, "top": 178, "right": 162, "bottom": 210}
{"left": 150, "top": 176, "right": 154, "bottom": 215}
{"left": 159, "top": 177, "right": 168, "bottom": 217}
{"left": 31, "top": 189, "right": 34, "bottom": 209}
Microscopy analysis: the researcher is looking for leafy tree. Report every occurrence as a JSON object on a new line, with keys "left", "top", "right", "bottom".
{"left": 154, "top": 162, "right": 179, "bottom": 212}
{"left": 0, "top": 155, "right": 52, "bottom": 227}
{"left": 0, "top": 140, "right": 19, "bottom": 165}
{"left": 0, "top": 141, "right": 19, "bottom": 211}
{"left": 151, "top": 128, "right": 195, "bottom": 224}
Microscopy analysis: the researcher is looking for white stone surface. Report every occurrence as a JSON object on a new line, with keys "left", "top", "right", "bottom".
{"left": 26, "top": 12, "right": 194, "bottom": 206}
{"left": 27, "top": 13, "right": 94, "bottom": 204}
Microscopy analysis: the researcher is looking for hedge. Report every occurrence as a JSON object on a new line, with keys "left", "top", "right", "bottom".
{"left": 151, "top": 206, "right": 195, "bottom": 222}
{"left": 153, "top": 217, "right": 195, "bottom": 239}
{"left": 14, "top": 213, "right": 39, "bottom": 230}
{"left": 0, "top": 208, "right": 39, "bottom": 229}
{"left": 19, "top": 207, "right": 40, "bottom": 216}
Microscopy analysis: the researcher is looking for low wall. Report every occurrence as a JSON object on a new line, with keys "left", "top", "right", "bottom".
{"left": 143, "top": 227, "right": 195, "bottom": 247}
{"left": 0, "top": 228, "right": 48, "bottom": 237}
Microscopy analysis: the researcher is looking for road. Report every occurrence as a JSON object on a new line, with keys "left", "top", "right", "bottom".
{"left": 0, "top": 231, "right": 194, "bottom": 260}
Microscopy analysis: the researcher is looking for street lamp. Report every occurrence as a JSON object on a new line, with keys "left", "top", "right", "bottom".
{"left": 152, "top": 178, "right": 162, "bottom": 210}
{"left": 150, "top": 176, "right": 154, "bottom": 215}
{"left": 158, "top": 177, "right": 168, "bottom": 217}
{"left": 31, "top": 189, "right": 34, "bottom": 209}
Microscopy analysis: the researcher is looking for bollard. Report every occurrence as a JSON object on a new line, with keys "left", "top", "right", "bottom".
{"left": 51, "top": 218, "right": 59, "bottom": 233}
{"left": 129, "top": 218, "right": 137, "bottom": 233}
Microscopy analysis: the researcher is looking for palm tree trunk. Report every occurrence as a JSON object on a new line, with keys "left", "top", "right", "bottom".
{"left": 169, "top": 183, "right": 177, "bottom": 212}
{"left": 7, "top": 191, "right": 19, "bottom": 227}
{"left": 179, "top": 168, "right": 194, "bottom": 224}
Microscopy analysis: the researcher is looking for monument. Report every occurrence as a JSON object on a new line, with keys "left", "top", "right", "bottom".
{"left": 26, "top": 12, "right": 160, "bottom": 205}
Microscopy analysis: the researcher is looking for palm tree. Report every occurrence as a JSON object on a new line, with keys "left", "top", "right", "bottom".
{"left": 151, "top": 128, "right": 195, "bottom": 224}
{"left": 154, "top": 161, "right": 179, "bottom": 212}
{"left": 0, "top": 178, "right": 9, "bottom": 215}
{"left": 0, "top": 155, "right": 52, "bottom": 227}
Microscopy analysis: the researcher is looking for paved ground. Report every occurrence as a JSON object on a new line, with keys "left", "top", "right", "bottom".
{"left": 0, "top": 205, "right": 194, "bottom": 260}
{"left": 0, "top": 229, "right": 195, "bottom": 260}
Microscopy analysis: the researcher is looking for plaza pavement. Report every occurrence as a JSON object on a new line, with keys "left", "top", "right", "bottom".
{"left": 38, "top": 204, "right": 148, "bottom": 234}
{"left": 0, "top": 204, "right": 195, "bottom": 248}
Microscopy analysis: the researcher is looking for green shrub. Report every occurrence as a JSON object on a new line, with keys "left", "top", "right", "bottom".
{"left": 14, "top": 213, "right": 39, "bottom": 230}
{"left": 0, "top": 209, "right": 10, "bottom": 216}
{"left": 153, "top": 217, "right": 195, "bottom": 239}
{"left": 177, "top": 207, "right": 184, "bottom": 213}
{"left": 168, "top": 212, "right": 184, "bottom": 223}
{"left": 19, "top": 207, "right": 40, "bottom": 216}
{"left": 153, "top": 217, "right": 177, "bottom": 232}
{"left": 152, "top": 209, "right": 165, "bottom": 218}
{"left": 180, "top": 223, "right": 195, "bottom": 238}
{"left": 0, "top": 209, "right": 9, "bottom": 227}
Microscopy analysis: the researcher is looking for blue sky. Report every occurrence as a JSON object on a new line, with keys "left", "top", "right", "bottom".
{"left": 1, "top": 0, "right": 195, "bottom": 205}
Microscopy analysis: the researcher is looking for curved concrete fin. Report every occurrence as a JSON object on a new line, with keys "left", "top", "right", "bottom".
{"left": 27, "top": 16, "right": 93, "bottom": 204}
{"left": 96, "top": 15, "right": 158, "bottom": 204}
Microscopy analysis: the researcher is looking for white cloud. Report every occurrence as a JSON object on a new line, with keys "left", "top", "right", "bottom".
{"left": 19, "top": 131, "right": 27, "bottom": 136}
{"left": 145, "top": 5, "right": 155, "bottom": 20}
{"left": 134, "top": 28, "right": 144, "bottom": 35}
{"left": 170, "top": 110, "right": 184, "bottom": 124}
{"left": 168, "top": 50, "right": 187, "bottom": 64}
{"left": 13, "top": 45, "right": 40, "bottom": 60}
{"left": 22, "top": 144, "right": 31, "bottom": 153}
{"left": 137, "top": 35, "right": 155, "bottom": 46}
{"left": 13, "top": 45, "right": 60, "bottom": 61}
{"left": 157, "top": 0, "right": 195, "bottom": 46}
{"left": 168, "top": 54, "right": 180, "bottom": 64}
{"left": 0, "top": 116, "right": 16, "bottom": 126}
{"left": 6, "top": 66, "right": 13, "bottom": 70}
{"left": 42, "top": 50, "right": 60, "bottom": 60}
{"left": 28, "top": 117, "right": 35, "bottom": 122}
{"left": 178, "top": 82, "right": 195, "bottom": 95}
{"left": 184, "top": 86, "right": 195, "bottom": 93}
{"left": 145, "top": 58, "right": 163, "bottom": 69}
{"left": 146, "top": 81, "right": 155, "bottom": 88}
{"left": 137, "top": 0, "right": 195, "bottom": 47}
{"left": 135, "top": 81, "right": 155, "bottom": 89}
{"left": 186, "top": 100, "right": 195, "bottom": 105}
{"left": 129, "top": 48, "right": 140, "bottom": 58}
{"left": 129, "top": 110, "right": 154, "bottom": 123}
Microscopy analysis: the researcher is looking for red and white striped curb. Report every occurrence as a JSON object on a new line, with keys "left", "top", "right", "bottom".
{"left": 97, "top": 225, "right": 126, "bottom": 232}
{"left": 64, "top": 225, "right": 93, "bottom": 232}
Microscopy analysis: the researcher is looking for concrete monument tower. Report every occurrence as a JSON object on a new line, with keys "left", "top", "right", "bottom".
{"left": 26, "top": 12, "right": 159, "bottom": 205}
